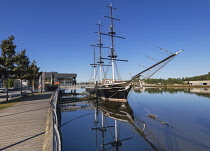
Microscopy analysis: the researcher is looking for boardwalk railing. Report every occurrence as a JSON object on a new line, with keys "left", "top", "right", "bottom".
{"left": 50, "top": 88, "right": 61, "bottom": 151}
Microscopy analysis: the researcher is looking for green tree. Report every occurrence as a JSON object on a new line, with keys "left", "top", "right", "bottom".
{"left": 0, "top": 57, "right": 3, "bottom": 77}
{"left": 0, "top": 36, "right": 16, "bottom": 101}
{"left": 3, "top": 79, "right": 14, "bottom": 87}
{"left": 27, "top": 60, "right": 41, "bottom": 94}
{"left": 13, "top": 49, "right": 30, "bottom": 97}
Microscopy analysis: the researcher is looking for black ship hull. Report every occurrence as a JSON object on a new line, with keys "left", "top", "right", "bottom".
{"left": 86, "top": 84, "right": 132, "bottom": 102}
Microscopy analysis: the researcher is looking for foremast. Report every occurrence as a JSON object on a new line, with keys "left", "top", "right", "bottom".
{"left": 89, "top": 44, "right": 98, "bottom": 84}
{"left": 91, "top": 21, "right": 110, "bottom": 83}
{"left": 97, "top": 21, "right": 104, "bottom": 83}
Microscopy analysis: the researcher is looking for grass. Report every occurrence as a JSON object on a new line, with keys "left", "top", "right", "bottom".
{"left": 0, "top": 98, "right": 21, "bottom": 111}
{"left": 0, "top": 93, "right": 40, "bottom": 111}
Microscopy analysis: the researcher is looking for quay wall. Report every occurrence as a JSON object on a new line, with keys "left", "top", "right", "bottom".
{"left": 43, "top": 104, "right": 53, "bottom": 151}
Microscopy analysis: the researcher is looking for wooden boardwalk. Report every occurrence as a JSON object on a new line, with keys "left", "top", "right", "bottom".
{"left": 0, "top": 92, "right": 53, "bottom": 151}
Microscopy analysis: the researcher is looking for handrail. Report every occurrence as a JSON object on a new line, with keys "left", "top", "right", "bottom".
{"left": 50, "top": 88, "right": 61, "bottom": 151}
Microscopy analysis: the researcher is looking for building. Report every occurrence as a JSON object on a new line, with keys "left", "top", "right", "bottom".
{"left": 188, "top": 80, "right": 210, "bottom": 85}
{"left": 0, "top": 78, "right": 28, "bottom": 89}
{"left": 40, "top": 72, "right": 77, "bottom": 91}
{"left": 13, "top": 79, "right": 28, "bottom": 89}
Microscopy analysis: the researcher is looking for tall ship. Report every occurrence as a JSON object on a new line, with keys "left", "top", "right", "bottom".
{"left": 86, "top": 3, "right": 182, "bottom": 102}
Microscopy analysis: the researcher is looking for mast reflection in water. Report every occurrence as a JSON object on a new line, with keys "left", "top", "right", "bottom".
{"left": 60, "top": 88, "right": 210, "bottom": 151}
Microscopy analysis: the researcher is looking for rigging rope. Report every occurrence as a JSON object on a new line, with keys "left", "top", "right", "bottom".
{"left": 89, "top": 68, "right": 94, "bottom": 82}
{"left": 144, "top": 55, "right": 158, "bottom": 62}
{"left": 102, "top": 65, "right": 106, "bottom": 80}
{"left": 147, "top": 47, "right": 169, "bottom": 56}
{"left": 115, "top": 62, "right": 122, "bottom": 81}
{"left": 155, "top": 46, "right": 173, "bottom": 54}
{"left": 104, "top": 61, "right": 111, "bottom": 79}
{"left": 145, "top": 56, "right": 175, "bottom": 80}
{"left": 95, "top": 66, "right": 100, "bottom": 81}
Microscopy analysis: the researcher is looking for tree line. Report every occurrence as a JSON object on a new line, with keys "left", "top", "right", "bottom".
{"left": 0, "top": 35, "right": 41, "bottom": 101}
{"left": 144, "top": 78, "right": 184, "bottom": 85}
{"left": 183, "top": 73, "right": 210, "bottom": 81}
{"left": 142, "top": 73, "right": 210, "bottom": 85}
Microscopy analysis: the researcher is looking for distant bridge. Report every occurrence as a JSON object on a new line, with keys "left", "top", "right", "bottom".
{"left": 60, "top": 103, "right": 95, "bottom": 112}
{"left": 60, "top": 84, "right": 94, "bottom": 90}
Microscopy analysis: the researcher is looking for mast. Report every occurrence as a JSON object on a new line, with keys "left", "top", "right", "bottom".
{"left": 114, "top": 119, "right": 120, "bottom": 151}
{"left": 97, "top": 21, "right": 105, "bottom": 83}
{"left": 101, "top": 112, "right": 105, "bottom": 150}
{"left": 89, "top": 45, "right": 98, "bottom": 84}
{"left": 94, "top": 107, "right": 99, "bottom": 151}
{"left": 106, "top": 3, "right": 117, "bottom": 82}
{"left": 104, "top": 3, "right": 127, "bottom": 83}
{"left": 93, "top": 46, "right": 97, "bottom": 83}
{"left": 91, "top": 22, "right": 111, "bottom": 83}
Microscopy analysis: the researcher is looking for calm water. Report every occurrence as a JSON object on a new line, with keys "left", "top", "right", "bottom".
{"left": 60, "top": 88, "right": 210, "bottom": 151}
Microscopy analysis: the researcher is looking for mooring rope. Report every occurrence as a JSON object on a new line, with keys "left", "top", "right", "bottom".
{"left": 130, "top": 91, "right": 210, "bottom": 149}
{"left": 61, "top": 112, "right": 94, "bottom": 127}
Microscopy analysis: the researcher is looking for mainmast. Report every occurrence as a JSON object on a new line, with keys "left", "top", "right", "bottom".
{"left": 106, "top": 3, "right": 117, "bottom": 82}
{"left": 103, "top": 3, "right": 127, "bottom": 83}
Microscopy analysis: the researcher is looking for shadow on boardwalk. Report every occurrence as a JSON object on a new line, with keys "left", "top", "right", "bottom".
{"left": 0, "top": 91, "right": 53, "bottom": 151}
{"left": 0, "top": 132, "right": 45, "bottom": 150}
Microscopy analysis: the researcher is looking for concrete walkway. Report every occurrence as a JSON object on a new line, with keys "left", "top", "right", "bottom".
{"left": 0, "top": 92, "right": 53, "bottom": 151}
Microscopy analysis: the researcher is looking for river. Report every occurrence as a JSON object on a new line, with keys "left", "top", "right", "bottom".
{"left": 60, "top": 87, "right": 210, "bottom": 151}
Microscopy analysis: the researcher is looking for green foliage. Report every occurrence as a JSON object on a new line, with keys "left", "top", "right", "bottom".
{"left": 0, "top": 35, "right": 42, "bottom": 100}
{"left": 13, "top": 49, "right": 30, "bottom": 79}
{"left": 3, "top": 79, "right": 14, "bottom": 87}
{"left": 144, "top": 78, "right": 184, "bottom": 85}
{"left": 0, "top": 35, "right": 17, "bottom": 79}
{"left": 26, "top": 60, "right": 42, "bottom": 91}
{"left": 27, "top": 60, "right": 41, "bottom": 81}
{"left": 0, "top": 57, "right": 3, "bottom": 77}
{"left": 12, "top": 49, "right": 30, "bottom": 97}
{"left": 1, "top": 36, "right": 16, "bottom": 56}
{"left": 0, "top": 35, "right": 41, "bottom": 92}
{"left": 183, "top": 73, "right": 210, "bottom": 81}
{"left": 143, "top": 73, "right": 210, "bottom": 85}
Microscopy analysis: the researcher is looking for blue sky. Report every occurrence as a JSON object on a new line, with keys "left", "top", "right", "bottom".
{"left": 1, "top": 0, "right": 210, "bottom": 82}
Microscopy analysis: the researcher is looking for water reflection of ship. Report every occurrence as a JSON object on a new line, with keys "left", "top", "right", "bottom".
{"left": 90, "top": 99, "right": 165, "bottom": 151}
{"left": 90, "top": 99, "right": 134, "bottom": 151}
{"left": 90, "top": 99, "right": 134, "bottom": 122}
